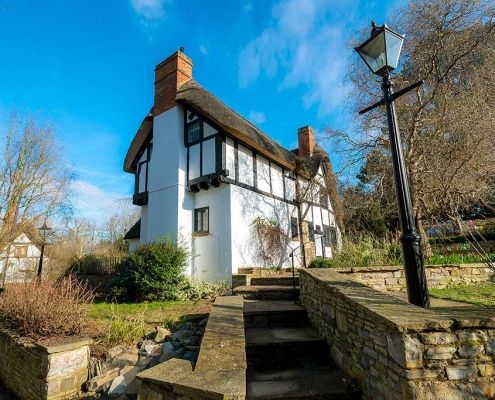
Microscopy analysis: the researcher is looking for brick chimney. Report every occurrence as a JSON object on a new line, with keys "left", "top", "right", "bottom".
{"left": 154, "top": 49, "right": 193, "bottom": 116}
{"left": 297, "top": 126, "right": 315, "bottom": 157}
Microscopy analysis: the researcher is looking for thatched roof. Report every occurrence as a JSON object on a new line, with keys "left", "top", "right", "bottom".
{"left": 176, "top": 80, "right": 297, "bottom": 169}
{"left": 124, "top": 219, "right": 141, "bottom": 240}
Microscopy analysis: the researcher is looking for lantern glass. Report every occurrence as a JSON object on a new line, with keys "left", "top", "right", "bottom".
{"left": 357, "top": 32, "right": 386, "bottom": 74}
{"left": 355, "top": 24, "right": 404, "bottom": 75}
{"left": 384, "top": 29, "right": 404, "bottom": 70}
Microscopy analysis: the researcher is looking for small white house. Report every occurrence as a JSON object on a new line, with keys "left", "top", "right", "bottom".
{"left": 0, "top": 233, "right": 44, "bottom": 285}
{"left": 124, "top": 50, "right": 343, "bottom": 283}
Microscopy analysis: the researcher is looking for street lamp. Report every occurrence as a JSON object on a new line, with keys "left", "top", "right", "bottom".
{"left": 355, "top": 22, "right": 430, "bottom": 308}
{"left": 37, "top": 222, "right": 52, "bottom": 279}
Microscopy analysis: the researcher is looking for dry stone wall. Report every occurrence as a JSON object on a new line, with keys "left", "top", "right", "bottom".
{"left": 335, "top": 263, "right": 493, "bottom": 292}
{"left": 0, "top": 329, "right": 90, "bottom": 400}
{"left": 300, "top": 269, "right": 495, "bottom": 400}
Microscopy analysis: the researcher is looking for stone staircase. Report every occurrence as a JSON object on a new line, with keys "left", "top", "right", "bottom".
{"left": 235, "top": 276, "right": 361, "bottom": 400}
{"left": 233, "top": 274, "right": 300, "bottom": 301}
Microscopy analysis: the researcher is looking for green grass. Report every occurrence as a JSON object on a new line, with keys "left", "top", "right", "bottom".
{"left": 426, "top": 253, "right": 495, "bottom": 265}
{"left": 87, "top": 299, "right": 212, "bottom": 351}
{"left": 429, "top": 282, "right": 495, "bottom": 306}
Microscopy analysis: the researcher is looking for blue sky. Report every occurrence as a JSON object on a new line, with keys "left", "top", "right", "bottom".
{"left": 0, "top": 0, "right": 402, "bottom": 221}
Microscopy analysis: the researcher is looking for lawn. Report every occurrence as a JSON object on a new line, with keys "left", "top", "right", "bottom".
{"left": 87, "top": 299, "right": 213, "bottom": 355}
{"left": 429, "top": 282, "right": 495, "bottom": 306}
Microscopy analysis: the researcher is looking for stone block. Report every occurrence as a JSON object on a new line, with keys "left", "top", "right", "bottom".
{"left": 458, "top": 344, "right": 484, "bottom": 358}
{"left": 336, "top": 311, "right": 348, "bottom": 333}
{"left": 446, "top": 366, "right": 476, "bottom": 380}
{"left": 425, "top": 345, "right": 457, "bottom": 360}
{"left": 387, "top": 334, "right": 423, "bottom": 369}
{"left": 479, "top": 364, "right": 495, "bottom": 377}
{"left": 420, "top": 332, "right": 456, "bottom": 345}
{"left": 85, "top": 368, "right": 120, "bottom": 391}
{"left": 47, "top": 346, "right": 89, "bottom": 377}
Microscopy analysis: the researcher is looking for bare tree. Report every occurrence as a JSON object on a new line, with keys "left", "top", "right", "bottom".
{"left": 331, "top": 0, "right": 495, "bottom": 255}
{"left": 0, "top": 113, "right": 74, "bottom": 250}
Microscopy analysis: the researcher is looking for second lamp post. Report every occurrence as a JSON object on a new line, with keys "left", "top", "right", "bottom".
{"left": 355, "top": 22, "right": 430, "bottom": 308}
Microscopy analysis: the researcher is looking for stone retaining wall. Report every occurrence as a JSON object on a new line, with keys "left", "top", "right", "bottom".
{"left": 336, "top": 263, "right": 493, "bottom": 292}
{"left": 0, "top": 329, "right": 90, "bottom": 400}
{"left": 300, "top": 269, "right": 495, "bottom": 400}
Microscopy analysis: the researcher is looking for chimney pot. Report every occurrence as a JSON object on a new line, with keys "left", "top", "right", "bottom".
{"left": 298, "top": 126, "right": 315, "bottom": 157}
{"left": 154, "top": 50, "right": 193, "bottom": 116}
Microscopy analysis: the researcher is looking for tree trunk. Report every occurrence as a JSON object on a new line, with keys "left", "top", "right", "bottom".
{"left": 416, "top": 217, "right": 432, "bottom": 258}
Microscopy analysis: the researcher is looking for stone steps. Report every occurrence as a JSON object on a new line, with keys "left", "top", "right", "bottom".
{"left": 250, "top": 276, "right": 299, "bottom": 286}
{"left": 244, "top": 300, "right": 307, "bottom": 327}
{"left": 247, "top": 366, "right": 361, "bottom": 400}
{"left": 233, "top": 285, "right": 299, "bottom": 300}
{"left": 244, "top": 298, "right": 361, "bottom": 400}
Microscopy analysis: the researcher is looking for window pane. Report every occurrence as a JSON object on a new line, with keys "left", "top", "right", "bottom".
{"left": 187, "top": 121, "right": 201, "bottom": 143}
{"left": 203, "top": 208, "right": 209, "bottom": 232}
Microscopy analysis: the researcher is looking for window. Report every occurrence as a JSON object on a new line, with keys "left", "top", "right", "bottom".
{"left": 291, "top": 217, "right": 299, "bottom": 239}
{"left": 330, "top": 228, "right": 338, "bottom": 247}
{"left": 194, "top": 207, "right": 209, "bottom": 235}
{"left": 323, "top": 225, "right": 331, "bottom": 246}
{"left": 320, "top": 189, "right": 329, "bottom": 208}
{"left": 324, "top": 226, "right": 337, "bottom": 247}
{"left": 14, "top": 245, "right": 28, "bottom": 258}
{"left": 187, "top": 120, "right": 202, "bottom": 143}
{"left": 315, "top": 225, "right": 322, "bottom": 235}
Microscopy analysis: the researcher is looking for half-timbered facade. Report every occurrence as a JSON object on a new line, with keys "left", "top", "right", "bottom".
{"left": 124, "top": 50, "right": 343, "bottom": 283}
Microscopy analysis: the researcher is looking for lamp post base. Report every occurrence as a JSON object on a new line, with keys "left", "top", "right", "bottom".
{"left": 401, "top": 233, "right": 430, "bottom": 308}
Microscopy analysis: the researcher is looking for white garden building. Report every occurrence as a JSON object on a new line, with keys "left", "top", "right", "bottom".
{"left": 124, "top": 50, "right": 343, "bottom": 283}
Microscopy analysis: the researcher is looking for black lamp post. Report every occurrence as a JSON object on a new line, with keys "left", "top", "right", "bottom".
{"left": 355, "top": 22, "right": 430, "bottom": 308}
{"left": 37, "top": 222, "right": 51, "bottom": 279}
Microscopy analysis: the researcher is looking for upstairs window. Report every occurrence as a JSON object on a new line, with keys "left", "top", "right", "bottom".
{"left": 194, "top": 207, "right": 209, "bottom": 235}
{"left": 290, "top": 217, "right": 299, "bottom": 239}
{"left": 320, "top": 188, "right": 329, "bottom": 208}
{"left": 14, "top": 245, "right": 28, "bottom": 258}
{"left": 187, "top": 120, "right": 202, "bottom": 144}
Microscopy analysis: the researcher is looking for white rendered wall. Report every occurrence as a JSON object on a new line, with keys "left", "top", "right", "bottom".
{"left": 192, "top": 185, "right": 232, "bottom": 282}
{"left": 230, "top": 185, "right": 302, "bottom": 270}
{"left": 145, "top": 105, "right": 194, "bottom": 274}
{"left": 225, "top": 138, "right": 235, "bottom": 179}
{"left": 202, "top": 138, "right": 216, "bottom": 175}
{"left": 238, "top": 144, "right": 254, "bottom": 186}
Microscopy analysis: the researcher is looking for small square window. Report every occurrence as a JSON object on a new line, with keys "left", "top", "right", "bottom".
{"left": 290, "top": 217, "right": 299, "bottom": 240}
{"left": 187, "top": 120, "right": 202, "bottom": 143}
{"left": 14, "top": 246, "right": 28, "bottom": 258}
{"left": 194, "top": 207, "right": 209, "bottom": 235}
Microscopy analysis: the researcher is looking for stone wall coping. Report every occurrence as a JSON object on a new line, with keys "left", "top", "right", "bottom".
{"left": 38, "top": 338, "right": 92, "bottom": 354}
{"left": 301, "top": 269, "right": 454, "bottom": 333}
{"left": 138, "top": 295, "right": 246, "bottom": 399}
{"left": 334, "top": 262, "right": 490, "bottom": 273}
{"left": 0, "top": 327, "right": 91, "bottom": 354}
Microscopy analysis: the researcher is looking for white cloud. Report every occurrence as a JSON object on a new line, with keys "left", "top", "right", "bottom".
{"left": 72, "top": 180, "right": 130, "bottom": 222}
{"left": 248, "top": 111, "right": 266, "bottom": 125}
{"left": 199, "top": 45, "right": 208, "bottom": 55}
{"left": 130, "top": 0, "right": 167, "bottom": 20}
{"left": 238, "top": 0, "right": 353, "bottom": 116}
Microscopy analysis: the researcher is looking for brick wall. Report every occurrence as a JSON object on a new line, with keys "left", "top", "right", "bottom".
{"left": 0, "top": 329, "right": 90, "bottom": 400}
{"left": 335, "top": 263, "right": 493, "bottom": 292}
{"left": 300, "top": 268, "right": 495, "bottom": 400}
